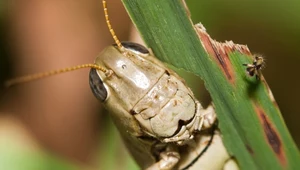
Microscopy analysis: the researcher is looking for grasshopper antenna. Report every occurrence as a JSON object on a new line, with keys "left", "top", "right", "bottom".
{"left": 5, "top": 64, "right": 109, "bottom": 87}
{"left": 102, "top": 0, "right": 124, "bottom": 51}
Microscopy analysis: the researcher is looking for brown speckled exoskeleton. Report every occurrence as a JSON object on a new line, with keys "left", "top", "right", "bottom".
{"left": 89, "top": 40, "right": 217, "bottom": 169}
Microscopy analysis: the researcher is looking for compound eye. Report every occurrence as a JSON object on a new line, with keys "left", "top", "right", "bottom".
{"left": 89, "top": 68, "right": 108, "bottom": 102}
{"left": 116, "top": 41, "right": 149, "bottom": 55}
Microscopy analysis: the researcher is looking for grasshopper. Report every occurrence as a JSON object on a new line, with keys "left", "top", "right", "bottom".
{"left": 6, "top": 1, "right": 239, "bottom": 169}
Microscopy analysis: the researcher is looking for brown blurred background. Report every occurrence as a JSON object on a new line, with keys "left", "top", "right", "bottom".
{"left": 0, "top": 0, "right": 299, "bottom": 169}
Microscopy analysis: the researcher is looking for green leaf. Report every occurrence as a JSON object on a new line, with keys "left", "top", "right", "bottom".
{"left": 121, "top": 0, "right": 300, "bottom": 169}
{"left": 0, "top": 136, "right": 78, "bottom": 170}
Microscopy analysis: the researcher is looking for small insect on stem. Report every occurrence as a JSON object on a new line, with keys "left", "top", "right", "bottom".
{"left": 243, "top": 54, "right": 265, "bottom": 80}
{"left": 5, "top": 64, "right": 109, "bottom": 87}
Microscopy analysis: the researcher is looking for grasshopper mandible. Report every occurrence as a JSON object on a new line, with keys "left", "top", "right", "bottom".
{"left": 5, "top": 1, "right": 239, "bottom": 169}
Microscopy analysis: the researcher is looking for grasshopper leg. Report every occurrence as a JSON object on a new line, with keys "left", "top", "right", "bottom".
{"left": 146, "top": 149, "right": 180, "bottom": 170}
{"left": 186, "top": 102, "right": 216, "bottom": 132}
{"left": 200, "top": 104, "right": 217, "bottom": 129}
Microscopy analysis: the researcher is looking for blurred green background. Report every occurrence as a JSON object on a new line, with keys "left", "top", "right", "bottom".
{"left": 189, "top": 0, "right": 300, "bottom": 147}
{"left": 0, "top": 0, "right": 299, "bottom": 170}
